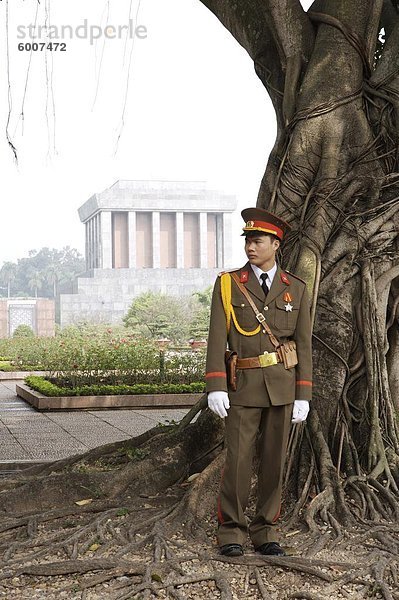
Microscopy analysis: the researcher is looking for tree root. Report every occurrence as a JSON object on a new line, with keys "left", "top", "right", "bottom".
{"left": 0, "top": 404, "right": 396, "bottom": 599}
{"left": 289, "top": 593, "right": 324, "bottom": 600}
{"left": 0, "top": 500, "right": 397, "bottom": 599}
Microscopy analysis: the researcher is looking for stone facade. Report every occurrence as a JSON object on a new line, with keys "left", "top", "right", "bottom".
{"left": 60, "top": 180, "right": 237, "bottom": 327}
{"left": 61, "top": 267, "right": 223, "bottom": 325}
{"left": 0, "top": 298, "right": 55, "bottom": 338}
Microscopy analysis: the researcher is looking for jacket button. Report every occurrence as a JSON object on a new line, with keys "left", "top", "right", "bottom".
{"left": 241, "top": 303, "right": 245, "bottom": 307}
{"left": 264, "top": 306, "right": 269, "bottom": 311}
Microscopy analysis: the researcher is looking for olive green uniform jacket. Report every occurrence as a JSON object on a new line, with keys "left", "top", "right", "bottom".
{"left": 205, "top": 263, "right": 312, "bottom": 406}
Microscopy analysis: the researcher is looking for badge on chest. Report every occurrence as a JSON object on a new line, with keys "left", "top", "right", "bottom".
{"left": 283, "top": 292, "right": 293, "bottom": 312}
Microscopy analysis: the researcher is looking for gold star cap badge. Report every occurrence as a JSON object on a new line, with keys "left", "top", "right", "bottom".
{"left": 241, "top": 207, "right": 291, "bottom": 241}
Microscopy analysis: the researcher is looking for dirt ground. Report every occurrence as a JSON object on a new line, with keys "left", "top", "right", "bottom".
{"left": 0, "top": 485, "right": 397, "bottom": 600}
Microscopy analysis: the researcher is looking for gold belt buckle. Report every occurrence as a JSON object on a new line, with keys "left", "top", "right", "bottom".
{"left": 259, "top": 351, "right": 278, "bottom": 368}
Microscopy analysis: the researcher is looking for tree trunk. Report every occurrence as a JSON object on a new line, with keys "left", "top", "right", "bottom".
{"left": 198, "top": 0, "right": 399, "bottom": 525}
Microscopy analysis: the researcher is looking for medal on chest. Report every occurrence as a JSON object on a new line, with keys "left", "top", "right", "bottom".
{"left": 283, "top": 291, "right": 293, "bottom": 312}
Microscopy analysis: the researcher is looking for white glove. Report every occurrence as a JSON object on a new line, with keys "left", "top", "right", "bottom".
{"left": 292, "top": 400, "right": 310, "bottom": 423}
{"left": 208, "top": 391, "right": 230, "bottom": 419}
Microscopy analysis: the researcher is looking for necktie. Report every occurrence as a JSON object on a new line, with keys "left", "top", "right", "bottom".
{"left": 260, "top": 272, "right": 269, "bottom": 296}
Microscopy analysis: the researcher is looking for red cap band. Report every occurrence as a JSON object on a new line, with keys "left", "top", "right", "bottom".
{"left": 243, "top": 220, "right": 284, "bottom": 240}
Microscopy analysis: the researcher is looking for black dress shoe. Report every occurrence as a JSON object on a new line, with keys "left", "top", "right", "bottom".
{"left": 255, "top": 542, "right": 285, "bottom": 556}
{"left": 220, "top": 543, "right": 244, "bottom": 557}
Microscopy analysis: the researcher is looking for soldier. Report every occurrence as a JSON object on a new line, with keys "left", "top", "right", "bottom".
{"left": 206, "top": 207, "right": 312, "bottom": 557}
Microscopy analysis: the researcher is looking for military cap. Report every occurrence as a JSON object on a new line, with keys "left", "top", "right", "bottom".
{"left": 241, "top": 207, "right": 291, "bottom": 241}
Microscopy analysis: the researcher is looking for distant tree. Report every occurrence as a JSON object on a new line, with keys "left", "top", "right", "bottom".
{"left": 189, "top": 286, "right": 212, "bottom": 339}
{"left": 0, "top": 262, "right": 17, "bottom": 298}
{"left": 193, "top": 286, "right": 212, "bottom": 308}
{"left": 0, "top": 247, "right": 85, "bottom": 298}
{"left": 45, "top": 262, "right": 59, "bottom": 298}
{"left": 27, "top": 269, "right": 44, "bottom": 298}
{"left": 123, "top": 292, "right": 193, "bottom": 343}
{"left": 58, "top": 246, "right": 86, "bottom": 288}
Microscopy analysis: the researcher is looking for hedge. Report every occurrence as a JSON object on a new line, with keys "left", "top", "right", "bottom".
{"left": 25, "top": 375, "right": 206, "bottom": 397}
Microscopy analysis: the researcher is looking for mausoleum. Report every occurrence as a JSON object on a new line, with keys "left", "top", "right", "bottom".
{"left": 60, "top": 180, "right": 236, "bottom": 326}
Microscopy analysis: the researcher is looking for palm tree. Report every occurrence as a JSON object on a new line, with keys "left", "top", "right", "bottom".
{"left": 0, "top": 262, "right": 17, "bottom": 298}
{"left": 45, "top": 263, "right": 59, "bottom": 297}
{"left": 28, "top": 270, "right": 44, "bottom": 298}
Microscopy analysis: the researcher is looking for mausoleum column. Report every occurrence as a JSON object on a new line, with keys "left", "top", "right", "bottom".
{"left": 199, "top": 212, "right": 208, "bottom": 268}
{"left": 86, "top": 221, "right": 91, "bottom": 270}
{"left": 222, "top": 212, "right": 232, "bottom": 268}
{"left": 176, "top": 212, "right": 184, "bottom": 268}
{"left": 85, "top": 222, "right": 89, "bottom": 270}
{"left": 128, "top": 211, "right": 136, "bottom": 268}
{"left": 152, "top": 212, "right": 161, "bottom": 268}
{"left": 96, "top": 213, "right": 101, "bottom": 268}
{"left": 100, "top": 211, "right": 112, "bottom": 269}
{"left": 90, "top": 218, "right": 94, "bottom": 268}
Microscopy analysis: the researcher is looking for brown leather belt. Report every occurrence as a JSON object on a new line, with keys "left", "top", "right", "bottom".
{"left": 237, "top": 351, "right": 281, "bottom": 369}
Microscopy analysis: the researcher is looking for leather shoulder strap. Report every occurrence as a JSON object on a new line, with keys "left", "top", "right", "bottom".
{"left": 230, "top": 272, "right": 280, "bottom": 350}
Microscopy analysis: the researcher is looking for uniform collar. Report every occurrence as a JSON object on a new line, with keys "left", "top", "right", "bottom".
{"left": 241, "top": 263, "right": 287, "bottom": 305}
{"left": 250, "top": 262, "right": 277, "bottom": 286}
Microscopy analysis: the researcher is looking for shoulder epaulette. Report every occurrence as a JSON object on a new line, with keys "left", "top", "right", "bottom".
{"left": 285, "top": 270, "right": 306, "bottom": 284}
{"left": 218, "top": 267, "right": 241, "bottom": 277}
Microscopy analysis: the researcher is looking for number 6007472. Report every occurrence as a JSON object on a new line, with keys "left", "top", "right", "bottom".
{"left": 18, "top": 42, "right": 67, "bottom": 51}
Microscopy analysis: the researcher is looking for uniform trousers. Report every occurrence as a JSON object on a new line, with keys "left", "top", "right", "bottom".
{"left": 217, "top": 403, "right": 292, "bottom": 548}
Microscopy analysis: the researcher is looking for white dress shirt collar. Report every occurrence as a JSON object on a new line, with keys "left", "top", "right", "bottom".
{"left": 250, "top": 262, "right": 277, "bottom": 286}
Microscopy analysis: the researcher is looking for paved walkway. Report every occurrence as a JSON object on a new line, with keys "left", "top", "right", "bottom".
{"left": 0, "top": 380, "right": 188, "bottom": 466}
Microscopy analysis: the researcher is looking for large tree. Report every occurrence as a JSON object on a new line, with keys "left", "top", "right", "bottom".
{"left": 1, "top": 2, "right": 399, "bottom": 598}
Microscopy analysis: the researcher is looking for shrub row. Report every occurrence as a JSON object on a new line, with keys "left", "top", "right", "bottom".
{"left": 25, "top": 375, "right": 206, "bottom": 397}
{"left": 0, "top": 361, "right": 42, "bottom": 372}
{"left": 0, "top": 325, "right": 206, "bottom": 386}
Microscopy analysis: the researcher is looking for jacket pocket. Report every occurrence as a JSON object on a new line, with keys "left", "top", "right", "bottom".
{"left": 274, "top": 298, "right": 299, "bottom": 331}
{"left": 231, "top": 300, "right": 258, "bottom": 330}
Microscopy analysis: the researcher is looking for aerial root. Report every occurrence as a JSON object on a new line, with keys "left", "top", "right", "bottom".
{"left": 104, "top": 571, "right": 234, "bottom": 600}
{"left": 214, "top": 555, "right": 334, "bottom": 582}
{"left": 0, "top": 558, "right": 145, "bottom": 580}
{"left": 372, "top": 557, "right": 396, "bottom": 600}
{"left": 303, "top": 487, "right": 334, "bottom": 534}
{"left": 0, "top": 528, "right": 397, "bottom": 600}
{"left": 288, "top": 593, "right": 324, "bottom": 600}
{"left": 161, "top": 450, "right": 225, "bottom": 539}
{"left": 344, "top": 476, "right": 399, "bottom": 521}
{"left": 254, "top": 567, "right": 274, "bottom": 599}
{"left": 1, "top": 507, "right": 123, "bottom": 566}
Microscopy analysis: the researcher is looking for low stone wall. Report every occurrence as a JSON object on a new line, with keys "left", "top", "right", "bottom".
{"left": 0, "top": 371, "right": 47, "bottom": 380}
{"left": 16, "top": 382, "right": 202, "bottom": 411}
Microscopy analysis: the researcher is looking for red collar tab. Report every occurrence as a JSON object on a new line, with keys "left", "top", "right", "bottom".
{"left": 240, "top": 271, "right": 249, "bottom": 283}
{"left": 281, "top": 272, "right": 290, "bottom": 285}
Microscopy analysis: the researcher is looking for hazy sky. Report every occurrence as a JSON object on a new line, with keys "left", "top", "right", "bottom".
{"left": 1, "top": 0, "right": 312, "bottom": 268}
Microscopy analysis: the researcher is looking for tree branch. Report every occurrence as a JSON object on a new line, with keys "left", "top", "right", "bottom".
{"left": 296, "top": 1, "right": 381, "bottom": 113}
{"left": 198, "top": 0, "right": 313, "bottom": 64}
{"left": 267, "top": 1, "right": 315, "bottom": 125}
{"left": 307, "top": 0, "right": 383, "bottom": 67}
{"left": 197, "top": 0, "right": 314, "bottom": 125}
{"left": 198, "top": 0, "right": 273, "bottom": 62}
